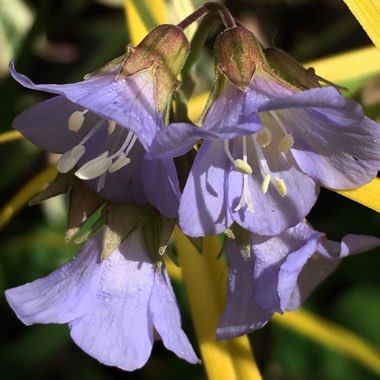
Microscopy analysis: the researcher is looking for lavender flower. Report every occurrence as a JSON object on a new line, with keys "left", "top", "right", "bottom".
{"left": 10, "top": 61, "right": 180, "bottom": 217}
{"left": 5, "top": 230, "right": 199, "bottom": 371}
{"left": 151, "top": 78, "right": 380, "bottom": 236}
{"left": 217, "top": 221, "right": 380, "bottom": 339}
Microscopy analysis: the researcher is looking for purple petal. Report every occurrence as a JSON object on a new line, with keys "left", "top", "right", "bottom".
{"left": 281, "top": 233, "right": 380, "bottom": 311}
{"left": 69, "top": 231, "right": 155, "bottom": 371}
{"left": 228, "top": 135, "right": 319, "bottom": 236}
{"left": 179, "top": 141, "right": 233, "bottom": 236}
{"left": 10, "top": 62, "right": 161, "bottom": 149}
{"left": 252, "top": 222, "right": 318, "bottom": 310}
{"left": 5, "top": 237, "right": 102, "bottom": 325}
{"left": 141, "top": 156, "right": 181, "bottom": 218}
{"left": 276, "top": 232, "right": 322, "bottom": 312}
{"left": 12, "top": 96, "right": 101, "bottom": 154}
{"left": 149, "top": 122, "right": 205, "bottom": 159}
{"left": 202, "top": 83, "right": 262, "bottom": 137}
{"left": 338, "top": 234, "right": 380, "bottom": 257}
{"left": 285, "top": 113, "right": 380, "bottom": 189}
{"left": 259, "top": 85, "right": 364, "bottom": 126}
{"left": 285, "top": 252, "right": 339, "bottom": 311}
{"left": 217, "top": 239, "right": 272, "bottom": 339}
{"left": 150, "top": 268, "right": 199, "bottom": 364}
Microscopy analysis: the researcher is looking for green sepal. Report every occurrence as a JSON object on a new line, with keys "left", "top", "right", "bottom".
{"left": 228, "top": 223, "right": 251, "bottom": 258}
{"left": 29, "top": 171, "right": 105, "bottom": 243}
{"left": 118, "top": 24, "right": 190, "bottom": 113}
{"left": 83, "top": 52, "right": 129, "bottom": 80}
{"left": 215, "top": 26, "right": 264, "bottom": 90}
{"left": 264, "top": 47, "right": 321, "bottom": 90}
{"left": 101, "top": 203, "right": 141, "bottom": 260}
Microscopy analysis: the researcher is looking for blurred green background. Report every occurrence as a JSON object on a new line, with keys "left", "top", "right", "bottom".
{"left": 1, "top": 0, "right": 380, "bottom": 379}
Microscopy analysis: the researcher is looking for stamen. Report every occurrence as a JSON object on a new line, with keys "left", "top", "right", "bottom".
{"left": 224, "top": 139, "right": 235, "bottom": 164}
{"left": 234, "top": 159, "right": 253, "bottom": 175}
{"left": 68, "top": 110, "right": 89, "bottom": 132}
{"left": 261, "top": 174, "right": 271, "bottom": 194}
{"left": 107, "top": 120, "right": 116, "bottom": 135}
{"left": 273, "top": 177, "right": 287, "bottom": 197}
{"left": 269, "top": 110, "right": 288, "bottom": 135}
{"left": 257, "top": 127, "right": 272, "bottom": 147}
{"left": 277, "top": 134, "right": 294, "bottom": 154}
{"left": 97, "top": 173, "right": 107, "bottom": 192}
{"left": 57, "top": 145, "right": 86, "bottom": 173}
{"left": 75, "top": 151, "right": 111, "bottom": 180}
{"left": 108, "top": 153, "right": 131, "bottom": 173}
{"left": 234, "top": 174, "right": 254, "bottom": 212}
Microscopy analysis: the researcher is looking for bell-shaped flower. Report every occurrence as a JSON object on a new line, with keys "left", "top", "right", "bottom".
{"left": 217, "top": 221, "right": 380, "bottom": 339}
{"left": 10, "top": 62, "right": 180, "bottom": 217}
{"left": 5, "top": 230, "right": 199, "bottom": 371}
{"left": 151, "top": 74, "right": 380, "bottom": 236}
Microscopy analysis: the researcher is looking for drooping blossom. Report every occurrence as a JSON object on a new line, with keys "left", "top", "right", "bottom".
{"left": 5, "top": 230, "right": 199, "bottom": 371}
{"left": 151, "top": 76, "right": 380, "bottom": 236}
{"left": 217, "top": 221, "right": 380, "bottom": 339}
{"left": 10, "top": 62, "right": 180, "bottom": 217}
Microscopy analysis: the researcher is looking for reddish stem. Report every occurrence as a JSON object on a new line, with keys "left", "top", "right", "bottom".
{"left": 177, "top": 2, "right": 236, "bottom": 30}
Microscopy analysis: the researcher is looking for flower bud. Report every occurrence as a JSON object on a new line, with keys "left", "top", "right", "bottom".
{"left": 215, "top": 26, "right": 263, "bottom": 90}
{"left": 119, "top": 24, "right": 190, "bottom": 112}
{"left": 264, "top": 47, "right": 321, "bottom": 90}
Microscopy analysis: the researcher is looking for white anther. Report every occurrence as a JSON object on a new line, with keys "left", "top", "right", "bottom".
{"left": 107, "top": 120, "right": 116, "bottom": 135}
{"left": 277, "top": 134, "right": 294, "bottom": 154}
{"left": 97, "top": 173, "right": 107, "bottom": 192}
{"left": 261, "top": 174, "right": 271, "bottom": 194}
{"left": 57, "top": 144, "right": 86, "bottom": 173}
{"left": 234, "top": 159, "right": 253, "bottom": 175}
{"left": 273, "top": 177, "right": 287, "bottom": 197}
{"left": 108, "top": 153, "right": 131, "bottom": 173}
{"left": 68, "top": 110, "right": 88, "bottom": 132}
{"left": 257, "top": 127, "right": 272, "bottom": 147}
{"left": 75, "top": 151, "right": 112, "bottom": 180}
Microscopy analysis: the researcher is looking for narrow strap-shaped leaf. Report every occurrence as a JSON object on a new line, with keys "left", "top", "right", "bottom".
{"left": 173, "top": 227, "right": 262, "bottom": 380}
{"left": 124, "top": 0, "right": 166, "bottom": 45}
{"left": 343, "top": 0, "right": 380, "bottom": 49}
{"left": 0, "top": 166, "right": 57, "bottom": 230}
{"left": 274, "top": 309, "right": 380, "bottom": 376}
{"left": 0, "top": 130, "right": 23, "bottom": 145}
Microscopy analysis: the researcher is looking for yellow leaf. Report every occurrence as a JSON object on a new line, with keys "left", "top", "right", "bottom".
{"left": 173, "top": 228, "right": 262, "bottom": 380}
{"left": 0, "top": 166, "right": 57, "bottom": 230}
{"left": 0, "top": 130, "right": 23, "bottom": 145}
{"left": 343, "top": 0, "right": 380, "bottom": 49}
{"left": 274, "top": 309, "right": 380, "bottom": 376}
{"left": 333, "top": 178, "right": 380, "bottom": 213}
{"left": 124, "top": 0, "right": 166, "bottom": 45}
{"left": 307, "top": 45, "right": 380, "bottom": 83}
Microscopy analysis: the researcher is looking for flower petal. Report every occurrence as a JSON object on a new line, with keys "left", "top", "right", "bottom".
{"left": 228, "top": 134, "right": 319, "bottom": 236}
{"left": 10, "top": 63, "right": 161, "bottom": 149}
{"left": 141, "top": 156, "right": 180, "bottom": 218}
{"left": 217, "top": 239, "right": 272, "bottom": 339}
{"left": 202, "top": 83, "right": 262, "bottom": 137}
{"left": 150, "top": 268, "right": 200, "bottom": 364}
{"left": 179, "top": 141, "right": 233, "bottom": 236}
{"left": 12, "top": 96, "right": 101, "bottom": 154}
{"left": 284, "top": 112, "right": 380, "bottom": 189}
{"left": 251, "top": 222, "right": 319, "bottom": 311}
{"left": 69, "top": 231, "right": 155, "bottom": 371}
{"left": 258, "top": 85, "right": 364, "bottom": 126}
{"left": 5, "top": 237, "right": 102, "bottom": 325}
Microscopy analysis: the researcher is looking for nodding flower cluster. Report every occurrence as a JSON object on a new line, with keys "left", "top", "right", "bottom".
{"left": 5, "top": 2, "right": 380, "bottom": 372}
